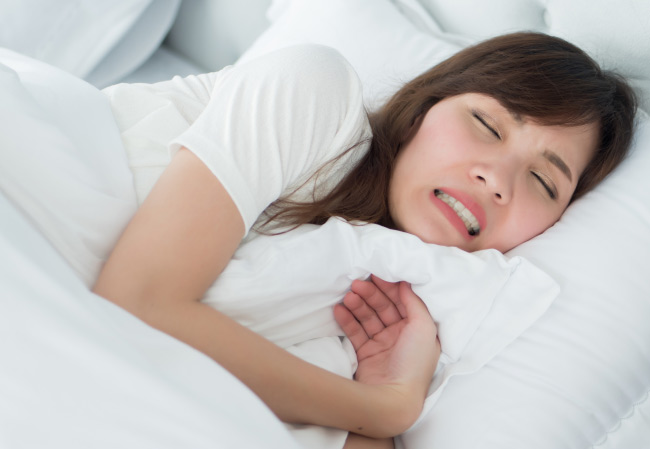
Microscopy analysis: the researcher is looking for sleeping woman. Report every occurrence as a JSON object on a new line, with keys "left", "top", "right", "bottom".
{"left": 94, "top": 32, "right": 636, "bottom": 447}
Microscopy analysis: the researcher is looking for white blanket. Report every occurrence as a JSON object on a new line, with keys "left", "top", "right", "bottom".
{"left": 0, "top": 49, "right": 297, "bottom": 448}
{"left": 204, "top": 217, "right": 559, "bottom": 446}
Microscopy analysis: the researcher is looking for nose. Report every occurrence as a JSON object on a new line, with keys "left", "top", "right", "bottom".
{"left": 470, "top": 162, "right": 514, "bottom": 204}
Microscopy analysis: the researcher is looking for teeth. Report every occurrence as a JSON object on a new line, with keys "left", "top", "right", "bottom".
{"left": 434, "top": 189, "right": 480, "bottom": 236}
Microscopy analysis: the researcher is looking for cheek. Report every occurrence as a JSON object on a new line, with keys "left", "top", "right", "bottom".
{"left": 406, "top": 128, "right": 465, "bottom": 172}
{"left": 508, "top": 202, "right": 563, "bottom": 246}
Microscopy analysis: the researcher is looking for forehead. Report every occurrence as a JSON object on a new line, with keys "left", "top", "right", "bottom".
{"left": 536, "top": 121, "right": 598, "bottom": 175}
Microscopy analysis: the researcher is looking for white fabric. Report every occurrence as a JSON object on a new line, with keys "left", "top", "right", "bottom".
{"left": 102, "top": 70, "right": 219, "bottom": 205}
{"left": 595, "top": 389, "right": 650, "bottom": 448}
{"left": 0, "top": 192, "right": 297, "bottom": 449}
{"left": 238, "top": 0, "right": 461, "bottom": 111}
{"left": 119, "top": 45, "right": 206, "bottom": 85}
{"left": 208, "top": 218, "right": 557, "bottom": 365}
{"left": 84, "top": 0, "right": 182, "bottom": 88}
{"left": 241, "top": 0, "right": 650, "bottom": 113}
{"left": 0, "top": 48, "right": 137, "bottom": 287}
{"left": 402, "top": 111, "right": 650, "bottom": 448}
{"left": 407, "top": 0, "right": 650, "bottom": 113}
{"left": 206, "top": 217, "right": 558, "bottom": 445}
{"left": 0, "top": 49, "right": 297, "bottom": 448}
{"left": 164, "top": 0, "right": 272, "bottom": 73}
{"left": 0, "top": 0, "right": 181, "bottom": 88}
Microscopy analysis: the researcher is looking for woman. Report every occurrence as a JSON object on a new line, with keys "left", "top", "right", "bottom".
{"left": 94, "top": 32, "right": 636, "bottom": 445}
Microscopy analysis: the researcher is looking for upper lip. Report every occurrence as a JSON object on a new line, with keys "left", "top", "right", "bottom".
{"left": 436, "top": 187, "right": 487, "bottom": 233}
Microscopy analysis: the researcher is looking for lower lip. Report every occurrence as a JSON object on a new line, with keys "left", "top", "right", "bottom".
{"left": 429, "top": 191, "right": 476, "bottom": 241}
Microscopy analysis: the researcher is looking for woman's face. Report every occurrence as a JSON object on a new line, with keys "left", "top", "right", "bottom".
{"left": 388, "top": 93, "right": 598, "bottom": 253}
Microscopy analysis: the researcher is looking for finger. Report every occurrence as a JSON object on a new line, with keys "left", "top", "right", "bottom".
{"left": 399, "top": 282, "right": 437, "bottom": 333}
{"left": 342, "top": 290, "right": 387, "bottom": 338}
{"left": 351, "top": 278, "right": 403, "bottom": 326}
{"left": 370, "top": 275, "right": 407, "bottom": 319}
{"left": 370, "top": 275, "right": 401, "bottom": 302}
{"left": 333, "top": 303, "right": 369, "bottom": 351}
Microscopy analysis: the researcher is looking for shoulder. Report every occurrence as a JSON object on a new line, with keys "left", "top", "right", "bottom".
{"left": 269, "top": 44, "right": 359, "bottom": 82}
{"left": 235, "top": 44, "right": 363, "bottom": 103}
{"left": 222, "top": 44, "right": 369, "bottom": 146}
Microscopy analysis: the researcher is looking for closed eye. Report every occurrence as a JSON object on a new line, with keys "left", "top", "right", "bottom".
{"left": 472, "top": 111, "right": 501, "bottom": 139}
{"left": 532, "top": 172, "right": 557, "bottom": 200}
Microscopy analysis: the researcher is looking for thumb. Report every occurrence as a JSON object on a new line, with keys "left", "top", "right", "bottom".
{"left": 398, "top": 282, "right": 430, "bottom": 320}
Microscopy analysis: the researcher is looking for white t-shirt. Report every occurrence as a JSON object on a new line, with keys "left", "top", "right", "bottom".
{"left": 103, "top": 45, "right": 371, "bottom": 235}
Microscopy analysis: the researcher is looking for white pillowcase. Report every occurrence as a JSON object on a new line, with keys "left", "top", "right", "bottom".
{"left": 240, "top": 0, "right": 650, "bottom": 446}
{"left": 0, "top": 0, "right": 181, "bottom": 87}
{"left": 238, "top": 0, "right": 461, "bottom": 111}
{"left": 405, "top": 111, "right": 650, "bottom": 448}
{"left": 0, "top": 48, "right": 137, "bottom": 286}
{"left": 405, "top": 0, "right": 650, "bottom": 113}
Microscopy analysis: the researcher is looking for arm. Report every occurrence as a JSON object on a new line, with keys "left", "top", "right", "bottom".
{"left": 93, "top": 149, "right": 433, "bottom": 437}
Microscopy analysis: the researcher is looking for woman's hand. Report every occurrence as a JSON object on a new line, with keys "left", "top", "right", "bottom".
{"left": 334, "top": 275, "right": 441, "bottom": 423}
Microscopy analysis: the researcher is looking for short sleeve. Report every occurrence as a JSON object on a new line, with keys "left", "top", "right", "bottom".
{"left": 169, "top": 45, "right": 371, "bottom": 234}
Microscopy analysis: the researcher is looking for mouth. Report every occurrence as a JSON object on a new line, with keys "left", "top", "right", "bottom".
{"left": 433, "top": 189, "right": 481, "bottom": 236}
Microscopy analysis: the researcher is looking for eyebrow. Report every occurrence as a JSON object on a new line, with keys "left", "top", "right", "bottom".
{"left": 503, "top": 108, "right": 574, "bottom": 182}
{"left": 543, "top": 150, "right": 573, "bottom": 182}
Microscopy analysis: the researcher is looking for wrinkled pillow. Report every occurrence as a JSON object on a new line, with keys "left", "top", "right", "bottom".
{"left": 238, "top": 0, "right": 461, "bottom": 111}
{"left": 0, "top": 0, "right": 181, "bottom": 87}
{"left": 403, "top": 111, "right": 650, "bottom": 448}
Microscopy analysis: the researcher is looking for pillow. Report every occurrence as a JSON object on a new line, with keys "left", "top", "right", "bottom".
{"left": 403, "top": 111, "right": 650, "bottom": 448}
{"left": 0, "top": 48, "right": 137, "bottom": 286}
{"left": 544, "top": 0, "right": 650, "bottom": 113}
{"left": 0, "top": 0, "right": 181, "bottom": 87}
{"left": 84, "top": 0, "right": 183, "bottom": 87}
{"left": 238, "top": 0, "right": 461, "bottom": 111}
{"left": 404, "top": 0, "right": 547, "bottom": 41}
{"left": 241, "top": 0, "right": 650, "bottom": 446}
{"left": 401, "top": 0, "right": 650, "bottom": 113}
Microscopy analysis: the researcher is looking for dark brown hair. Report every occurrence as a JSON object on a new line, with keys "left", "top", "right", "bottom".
{"left": 260, "top": 32, "right": 637, "bottom": 232}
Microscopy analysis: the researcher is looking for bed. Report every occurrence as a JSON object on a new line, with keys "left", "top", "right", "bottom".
{"left": 1, "top": 0, "right": 649, "bottom": 447}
